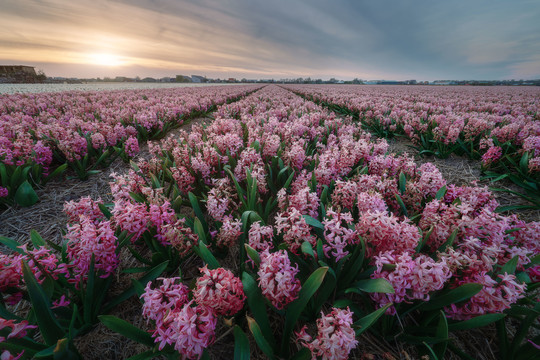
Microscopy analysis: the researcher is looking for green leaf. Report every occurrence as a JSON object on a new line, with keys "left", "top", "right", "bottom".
{"left": 188, "top": 192, "right": 208, "bottom": 232}
{"left": 0, "top": 163, "right": 8, "bottom": 187}
{"left": 193, "top": 241, "right": 220, "bottom": 269}
{"left": 103, "top": 261, "right": 169, "bottom": 312}
{"left": 22, "top": 261, "right": 65, "bottom": 346}
{"left": 98, "top": 203, "right": 112, "bottom": 220}
{"left": 519, "top": 152, "right": 529, "bottom": 174}
{"left": 423, "top": 342, "right": 440, "bottom": 360}
{"left": 242, "top": 272, "right": 274, "bottom": 346}
{"left": 436, "top": 228, "right": 458, "bottom": 253}
{"left": 83, "top": 256, "right": 96, "bottom": 324}
{"left": 193, "top": 217, "right": 207, "bottom": 245}
{"left": 10, "top": 166, "right": 22, "bottom": 189}
{"left": 301, "top": 241, "right": 315, "bottom": 258}
{"left": 129, "top": 192, "right": 146, "bottom": 203}
{"left": 30, "top": 230, "right": 46, "bottom": 248}
{"left": 14, "top": 180, "right": 39, "bottom": 207}
{"left": 0, "top": 236, "right": 24, "bottom": 254}
{"left": 435, "top": 185, "right": 447, "bottom": 200}
{"left": 320, "top": 185, "right": 329, "bottom": 205}
{"left": 394, "top": 194, "right": 408, "bottom": 217}
{"left": 291, "top": 348, "right": 311, "bottom": 360}
{"left": 449, "top": 313, "right": 506, "bottom": 331}
{"left": 398, "top": 172, "right": 407, "bottom": 195}
{"left": 245, "top": 244, "right": 261, "bottom": 267}
{"left": 434, "top": 311, "right": 448, "bottom": 359}
{"left": 509, "top": 302, "right": 540, "bottom": 356}
{"left": 283, "top": 170, "right": 295, "bottom": 189}
{"left": 416, "top": 226, "right": 434, "bottom": 253}
{"left": 44, "top": 164, "right": 67, "bottom": 183}
{"left": 281, "top": 267, "right": 328, "bottom": 356}
{"left": 234, "top": 325, "right": 251, "bottom": 360}
{"left": 99, "top": 315, "right": 155, "bottom": 347}
{"left": 346, "top": 278, "right": 395, "bottom": 294}
{"left": 248, "top": 172, "right": 258, "bottom": 211}
{"left": 355, "top": 303, "right": 393, "bottom": 335}
{"left": 500, "top": 255, "right": 519, "bottom": 275}
{"left": 302, "top": 215, "right": 324, "bottom": 230}
{"left": 421, "top": 283, "right": 483, "bottom": 311}
{"left": 247, "top": 317, "right": 274, "bottom": 360}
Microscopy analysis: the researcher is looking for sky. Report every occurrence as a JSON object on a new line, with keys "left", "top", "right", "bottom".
{"left": 1, "top": 0, "right": 539, "bottom": 80}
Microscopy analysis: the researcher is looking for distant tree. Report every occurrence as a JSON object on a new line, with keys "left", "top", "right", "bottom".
{"left": 36, "top": 69, "right": 47, "bottom": 82}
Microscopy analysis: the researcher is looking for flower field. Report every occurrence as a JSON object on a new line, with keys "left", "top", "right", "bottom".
{"left": 1, "top": 85, "right": 539, "bottom": 359}
{"left": 286, "top": 85, "right": 540, "bottom": 211}
{"left": 0, "top": 85, "right": 260, "bottom": 207}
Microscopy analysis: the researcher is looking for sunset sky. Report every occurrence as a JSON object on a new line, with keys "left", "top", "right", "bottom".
{"left": 2, "top": 0, "right": 539, "bottom": 80}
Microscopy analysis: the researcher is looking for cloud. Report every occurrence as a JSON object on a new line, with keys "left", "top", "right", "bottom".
{"left": 1, "top": 0, "right": 539, "bottom": 79}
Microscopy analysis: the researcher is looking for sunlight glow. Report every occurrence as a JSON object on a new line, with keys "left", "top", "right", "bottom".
{"left": 90, "top": 53, "right": 123, "bottom": 66}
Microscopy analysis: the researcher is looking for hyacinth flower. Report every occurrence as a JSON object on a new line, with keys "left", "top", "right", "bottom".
{"left": 104, "top": 268, "right": 243, "bottom": 359}
{"left": 193, "top": 266, "right": 246, "bottom": 316}
{"left": 296, "top": 307, "right": 359, "bottom": 360}
{"left": 257, "top": 249, "right": 302, "bottom": 310}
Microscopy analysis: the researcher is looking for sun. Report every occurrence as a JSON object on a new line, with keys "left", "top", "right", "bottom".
{"left": 90, "top": 53, "right": 123, "bottom": 66}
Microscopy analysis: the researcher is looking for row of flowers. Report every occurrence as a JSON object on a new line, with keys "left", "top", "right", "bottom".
{"left": 1, "top": 85, "right": 538, "bottom": 359}
{"left": 0, "top": 85, "right": 261, "bottom": 207}
{"left": 285, "top": 84, "right": 540, "bottom": 209}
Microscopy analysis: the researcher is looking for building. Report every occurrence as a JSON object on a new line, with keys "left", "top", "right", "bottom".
{"left": 0, "top": 65, "right": 40, "bottom": 83}
{"left": 191, "top": 75, "right": 207, "bottom": 83}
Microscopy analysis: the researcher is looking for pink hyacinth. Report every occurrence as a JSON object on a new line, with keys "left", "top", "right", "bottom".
{"left": 112, "top": 200, "right": 149, "bottom": 241}
{"left": 356, "top": 191, "right": 388, "bottom": 214}
{"left": 216, "top": 216, "right": 242, "bottom": 248}
{"left": 370, "top": 251, "right": 452, "bottom": 311}
{"left": 63, "top": 196, "right": 105, "bottom": 224}
{"left": 160, "top": 301, "right": 217, "bottom": 359}
{"left": 171, "top": 166, "right": 196, "bottom": 194}
{"left": 296, "top": 307, "right": 358, "bottom": 360}
{"left": 257, "top": 249, "right": 301, "bottom": 309}
{"left": 148, "top": 201, "right": 177, "bottom": 244}
{"left": 141, "top": 277, "right": 190, "bottom": 324}
{"left": 0, "top": 317, "right": 37, "bottom": 341}
{"left": 193, "top": 266, "right": 245, "bottom": 316}
{"left": 481, "top": 146, "right": 503, "bottom": 167}
{"left": 125, "top": 136, "right": 139, "bottom": 157}
{"left": 52, "top": 295, "right": 71, "bottom": 309}
{"left": 1, "top": 350, "right": 24, "bottom": 360}
{"left": 65, "top": 215, "right": 119, "bottom": 284}
{"left": 206, "top": 178, "right": 238, "bottom": 221}
{"left": 161, "top": 218, "right": 199, "bottom": 256}
{"left": 19, "top": 245, "right": 70, "bottom": 284}
{"left": 287, "top": 187, "right": 320, "bottom": 218}
{"left": 248, "top": 221, "right": 274, "bottom": 251}
{"left": 322, "top": 209, "right": 356, "bottom": 261}
{"left": 0, "top": 186, "right": 8, "bottom": 198}
{"left": 355, "top": 210, "right": 420, "bottom": 256}
{"left": 444, "top": 272, "right": 526, "bottom": 320}
{"left": 275, "top": 208, "right": 316, "bottom": 254}
{"left": 0, "top": 253, "right": 22, "bottom": 304}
